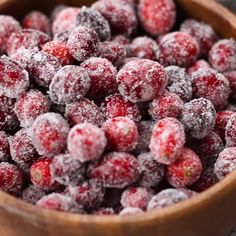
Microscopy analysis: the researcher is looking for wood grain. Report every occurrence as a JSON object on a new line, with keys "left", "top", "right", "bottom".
{"left": 0, "top": 0, "right": 236, "bottom": 236}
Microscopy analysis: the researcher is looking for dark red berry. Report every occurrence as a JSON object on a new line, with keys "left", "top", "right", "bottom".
{"left": 0, "top": 131, "right": 10, "bottom": 161}
{"left": 22, "top": 185, "right": 46, "bottom": 204}
{"left": 225, "top": 113, "right": 236, "bottom": 147}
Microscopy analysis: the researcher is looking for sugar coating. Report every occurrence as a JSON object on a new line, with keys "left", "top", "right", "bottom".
{"left": 112, "top": 35, "right": 130, "bottom": 45}
{"left": 53, "top": 31, "right": 70, "bottom": 44}
{"left": 117, "top": 59, "right": 167, "bottom": 103}
{"left": 150, "top": 117, "right": 185, "bottom": 165}
{"left": 49, "top": 65, "right": 90, "bottom": 105}
{"left": 10, "top": 48, "right": 34, "bottom": 69}
{"left": 179, "top": 188, "right": 198, "bottom": 198}
{"left": 22, "top": 185, "right": 46, "bottom": 204}
{"left": 119, "top": 207, "right": 144, "bottom": 215}
{"left": 187, "top": 59, "right": 211, "bottom": 77}
{"left": 225, "top": 113, "right": 236, "bottom": 147}
{"left": 0, "top": 131, "right": 10, "bottom": 161}
{"left": 223, "top": 70, "right": 236, "bottom": 101}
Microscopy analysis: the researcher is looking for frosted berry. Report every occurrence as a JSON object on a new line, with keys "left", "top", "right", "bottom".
{"left": 181, "top": 98, "right": 216, "bottom": 139}
{"left": 76, "top": 6, "right": 111, "bottom": 41}
{"left": 9, "top": 48, "right": 33, "bottom": 69}
{"left": 120, "top": 207, "right": 144, "bottom": 215}
{"left": 225, "top": 113, "right": 236, "bottom": 147}
{"left": 117, "top": 59, "right": 167, "bottom": 103}
{"left": 191, "top": 68, "right": 230, "bottom": 110}
{"left": 101, "top": 94, "right": 141, "bottom": 122}
{"left": 53, "top": 31, "right": 70, "bottom": 44}
{"left": 49, "top": 65, "right": 90, "bottom": 105}
{"left": 22, "top": 11, "right": 51, "bottom": 35}
{"left": 209, "top": 39, "right": 236, "bottom": 72}
{"left": 81, "top": 57, "right": 117, "bottom": 99}
{"left": 22, "top": 185, "right": 46, "bottom": 204}
{"left": 88, "top": 152, "right": 141, "bottom": 189}
{"left": 93, "top": 208, "right": 115, "bottom": 215}
{"left": 112, "top": 35, "right": 130, "bottom": 45}
{"left": 0, "top": 131, "right": 10, "bottom": 161}
{"left": 65, "top": 99, "right": 104, "bottom": 127}
{"left": 0, "top": 162, "right": 23, "bottom": 196}
{"left": 138, "top": 0, "right": 176, "bottom": 36}
{"left": 102, "top": 116, "right": 138, "bottom": 152}
{"left": 67, "top": 123, "right": 107, "bottom": 162}
{"left": 14, "top": 90, "right": 50, "bottom": 128}
{"left": 31, "top": 112, "right": 69, "bottom": 156}
{"left": 0, "top": 56, "right": 29, "bottom": 98}
{"left": 159, "top": 32, "right": 199, "bottom": 67}
{"left": 150, "top": 117, "right": 185, "bottom": 165}
{"left": 223, "top": 71, "right": 236, "bottom": 101}
{"left": 179, "top": 189, "right": 198, "bottom": 198}
{"left": 187, "top": 59, "right": 211, "bottom": 77}
{"left": 67, "top": 26, "right": 100, "bottom": 62}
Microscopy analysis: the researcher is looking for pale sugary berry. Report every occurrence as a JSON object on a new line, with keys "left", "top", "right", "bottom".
{"left": 0, "top": 162, "right": 23, "bottom": 195}
{"left": 14, "top": 90, "right": 50, "bottom": 128}
{"left": 101, "top": 94, "right": 141, "bottom": 122}
{"left": 88, "top": 152, "right": 141, "bottom": 188}
{"left": 10, "top": 48, "right": 33, "bottom": 69}
{"left": 93, "top": 207, "right": 115, "bottom": 215}
{"left": 67, "top": 26, "right": 100, "bottom": 62}
{"left": 7, "top": 29, "right": 50, "bottom": 56}
{"left": 92, "top": 0, "right": 137, "bottom": 36}
{"left": 150, "top": 117, "right": 185, "bottom": 165}
{"left": 0, "top": 131, "right": 10, "bottom": 161}
{"left": 0, "top": 15, "right": 21, "bottom": 53}
{"left": 225, "top": 113, "right": 236, "bottom": 147}
{"left": 138, "top": 152, "right": 165, "bottom": 187}
{"left": 49, "top": 65, "right": 90, "bottom": 105}
{"left": 214, "top": 147, "right": 236, "bottom": 180}
{"left": 50, "top": 154, "right": 85, "bottom": 186}
{"left": 165, "top": 66, "right": 192, "bottom": 102}
{"left": 147, "top": 188, "right": 188, "bottom": 210}
{"left": 180, "top": 19, "right": 218, "bottom": 56}
{"left": 0, "top": 56, "right": 29, "bottom": 98}
{"left": 42, "top": 41, "right": 73, "bottom": 66}
{"left": 102, "top": 116, "right": 138, "bottom": 152}
{"left": 37, "top": 193, "right": 84, "bottom": 213}
{"left": 181, "top": 98, "right": 216, "bottom": 139}
{"left": 67, "top": 123, "right": 107, "bottom": 162}
{"left": 166, "top": 148, "right": 202, "bottom": 188}
{"left": 65, "top": 99, "right": 104, "bottom": 127}
{"left": 31, "top": 112, "right": 69, "bottom": 156}
{"left": 120, "top": 207, "right": 144, "bottom": 215}
{"left": 187, "top": 59, "right": 211, "bottom": 77}
{"left": 129, "top": 36, "right": 159, "bottom": 61}
{"left": 191, "top": 68, "right": 230, "bottom": 110}
{"left": 159, "top": 32, "right": 199, "bottom": 67}
{"left": 22, "top": 185, "right": 46, "bottom": 204}
{"left": 22, "top": 11, "right": 51, "bottom": 35}
{"left": 223, "top": 71, "right": 236, "bottom": 101}
{"left": 179, "top": 188, "right": 198, "bottom": 198}
{"left": 138, "top": 0, "right": 176, "bottom": 36}
{"left": 27, "top": 51, "right": 61, "bottom": 87}
{"left": 112, "top": 35, "right": 130, "bottom": 45}
{"left": 117, "top": 59, "right": 167, "bottom": 103}
{"left": 76, "top": 6, "right": 111, "bottom": 41}
{"left": 81, "top": 57, "right": 117, "bottom": 99}
{"left": 209, "top": 39, "right": 236, "bottom": 72}
{"left": 52, "top": 7, "right": 80, "bottom": 35}
{"left": 121, "top": 187, "right": 153, "bottom": 210}
{"left": 9, "top": 128, "right": 38, "bottom": 165}
{"left": 148, "top": 91, "right": 184, "bottom": 120}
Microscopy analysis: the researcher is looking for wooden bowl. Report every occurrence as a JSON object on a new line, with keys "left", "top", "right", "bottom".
{"left": 0, "top": 0, "right": 236, "bottom": 236}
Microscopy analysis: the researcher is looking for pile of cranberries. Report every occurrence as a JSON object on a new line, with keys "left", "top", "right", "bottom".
{"left": 0, "top": 0, "right": 236, "bottom": 216}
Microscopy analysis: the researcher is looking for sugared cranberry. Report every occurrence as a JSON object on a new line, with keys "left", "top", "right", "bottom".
{"left": 88, "top": 152, "right": 141, "bottom": 188}
{"left": 225, "top": 113, "right": 236, "bottom": 147}
{"left": 102, "top": 116, "right": 138, "bottom": 152}
{"left": 191, "top": 68, "right": 230, "bottom": 110}
{"left": 67, "top": 26, "right": 100, "bottom": 62}
{"left": 112, "top": 35, "right": 130, "bottom": 45}
{"left": 53, "top": 31, "right": 70, "bottom": 44}
{"left": 187, "top": 59, "right": 211, "bottom": 77}
{"left": 117, "top": 59, "right": 167, "bottom": 103}
{"left": 22, "top": 185, "right": 46, "bottom": 204}
{"left": 159, "top": 32, "right": 199, "bottom": 67}
{"left": 22, "top": 11, "right": 51, "bottom": 35}
{"left": 31, "top": 112, "right": 69, "bottom": 156}
{"left": 93, "top": 207, "right": 115, "bottom": 215}
{"left": 209, "top": 39, "right": 236, "bottom": 72}
{"left": 150, "top": 117, "right": 185, "bottom": 165}
{"left": 14, "top": 90, "right": 50, "bottom": 128}
{"left": 119, "top": 207, "right": 144, "bottom": 215}
{"left": 10, "top": 48, "right": 32, "bottom": 69}
{"left": 138, "top": 0, "right": 176, "bottom": 36}
{"left": 0, "top": 131, "right": 10, "bottom": 161}
{"left": 67, "top": 123, "right": 107, "bottom": 162}
{"left": 223, "top": 71, "right": 236, "bottom": 101}
{"left": 181, "top": 98, "right": 216, "bottom": 139}
{"left": 179, "top": 188, "right": 198, "bottom": 198}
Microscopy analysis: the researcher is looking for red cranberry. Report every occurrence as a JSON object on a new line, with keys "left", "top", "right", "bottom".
{"left": 0, "top": 162, "right": 23, "bottom": 196}
{"left": 67, "top": 123, "right": 107, "bottom": 162}
{"left": 225, "top": 113, "right": 236, "bottom": 147}
{"left": 191, "top": 68, "right": 230, "bottom": 110}
{"left": 120, "top": 207, "right": 144, "bottom": 215}
{"left": 81, "top": 57, "right": 117, "bottom": 99}
{"left": 88, "top": 152, "right": 141, "bottom": 188}
{"left": 93, "top": 208, "right": 115, "bottom": 215}
{"left": 31, "top": 112, "right": 69, "bottom": 156}
{"left": 209, "top": 39, "right": 236, "bottom": 72}
{"left": 67, "top": 26, "right": 100, "bottom": 62}
{"left": 14, "top": 90, "right": 50, "bottom": 128}
{"left": 159, "top": 32, "right": 199, "bottom": 67}
{"left": 223, "top": 70, "right": 236, "bottom": 101}
{"left": 0, "top": 131, "right": 10, "bottom": 161}
{"left": 117, "top": 59, "right": 167, "bottom": 103}
{"left": 181, "top": 98, "right": 216, "bottom": 139}
{"left": 22, "top": 11, "right": 51, "bottom": 35}
{"left": 187, "top": 60, "right": 211, "bottom": 77}
{"left": 102, "top": 116, "right": 138, "bottom": 152}
{"left": 22, "top": 185, "right": 46, "bottom": 204}
{"left": 138, "top": 0, "right": 176, "bottom": 36}
{"left": 150, "top": 117, "right": 185, "bottom": 165}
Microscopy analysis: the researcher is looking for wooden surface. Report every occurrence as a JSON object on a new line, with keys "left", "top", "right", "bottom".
{"left": 0, "top": 0, "right": 236, "bottom": 236}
